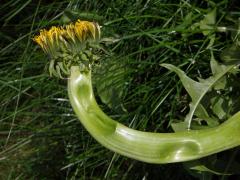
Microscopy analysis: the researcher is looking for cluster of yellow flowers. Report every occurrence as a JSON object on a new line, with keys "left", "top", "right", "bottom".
{"left": 33, "top": 20, "right": 100, "bottom": 56}
{"left": 33, "top": 19, "right": 101, "bottom": 78}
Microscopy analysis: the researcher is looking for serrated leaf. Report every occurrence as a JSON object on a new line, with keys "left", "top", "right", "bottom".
{"left": 210, "top": 52, "right": 227, "bottom": 89}
{"left": 161, "top": 63, "right": 208, "bottom": 101}
{"left": 161, "top": 62, "right": 234, "bottom": 129}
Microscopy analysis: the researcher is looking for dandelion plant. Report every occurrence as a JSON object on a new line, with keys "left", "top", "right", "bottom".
{"left": 33, "top": 19, "right": 240, "bottom": 164}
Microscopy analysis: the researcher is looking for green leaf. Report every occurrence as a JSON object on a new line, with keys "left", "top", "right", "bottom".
{"left": 185, "top": 160, "right": 232, "bottom": 176}
{"left": 210, "top": 52, "right": 228, "bottom": 90}
{"left": 191, "top": 8, "right": 216, "bottom": 48}
{"left": 199, "top": 8, "right": 216, "bottom": 36}
{"left": 161, "top": 61, "right": 234, "bottom": 129}
{"left": 195, "top": 104, "right": 219, "bottom": 127}
{"left": 211, "top": 96, "right": 231, "bottom": 120}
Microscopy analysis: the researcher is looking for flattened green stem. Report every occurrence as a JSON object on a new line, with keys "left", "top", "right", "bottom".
{"left": 68, "top": 66, "right": 240, "bottom": 164}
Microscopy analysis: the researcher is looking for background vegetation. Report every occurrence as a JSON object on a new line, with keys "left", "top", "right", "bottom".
{"left": 1, "top": 0, "right": 240, "bottom": 179}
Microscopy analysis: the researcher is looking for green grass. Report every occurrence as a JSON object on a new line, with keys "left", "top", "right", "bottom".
{"left": 1, "top": 0, "right": 240, "bottom": 179}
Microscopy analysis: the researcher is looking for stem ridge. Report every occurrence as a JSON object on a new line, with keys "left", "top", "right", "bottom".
{"left": 68, "top": 66, "right": 240, "bottom": 164}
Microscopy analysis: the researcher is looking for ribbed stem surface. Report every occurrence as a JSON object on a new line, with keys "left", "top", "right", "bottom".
{"left": 68, "top": 66, "right": 240, "bottom": 163}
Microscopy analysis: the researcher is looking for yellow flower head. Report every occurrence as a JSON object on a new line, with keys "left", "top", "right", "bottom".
{"left": 33, "top": 19, "right": 101, "bottom": 78}
{"left": 33, "top": 20, "right": 100, "bottom": 56}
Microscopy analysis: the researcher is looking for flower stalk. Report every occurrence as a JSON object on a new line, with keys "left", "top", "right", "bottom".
{"left": 68, "top": 66, "right": 240, "bottom": 163}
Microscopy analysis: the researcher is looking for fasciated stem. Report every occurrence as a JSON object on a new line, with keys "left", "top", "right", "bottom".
{"left": 68, "top": 66, "right": 240, "bottom": 164}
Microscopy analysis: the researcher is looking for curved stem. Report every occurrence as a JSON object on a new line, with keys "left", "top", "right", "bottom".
{"left": 68, "top": 66, "right": 240, "bottom": 164}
